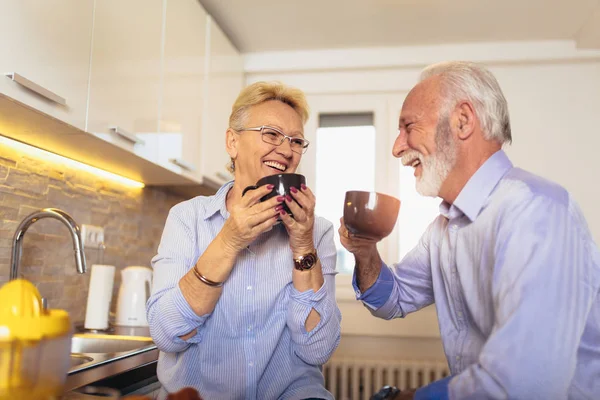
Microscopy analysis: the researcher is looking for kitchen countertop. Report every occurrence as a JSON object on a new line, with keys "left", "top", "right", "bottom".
{"left": 61, "top": 388, "right": 121, "bottom": 399}
{"left": 61, "top": 325, "right": 159, "bottom": 398}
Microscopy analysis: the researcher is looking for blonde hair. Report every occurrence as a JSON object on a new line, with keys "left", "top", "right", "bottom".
{"left": 229, "top": 81, "right": 310, "bottom": 130}
{"left": 227, "top": 81, "right": 310, "bottom": 173}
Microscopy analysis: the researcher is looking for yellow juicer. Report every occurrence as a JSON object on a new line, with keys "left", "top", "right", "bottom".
{"left": 0, "top": 279, "right": 72, "bottom": 400}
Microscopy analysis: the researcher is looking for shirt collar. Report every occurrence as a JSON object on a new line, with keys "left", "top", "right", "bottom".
{"left": 439, "top": 149, "right": 513, "bottom": 222}
{"left": 203, "top": 180, "right": 234, "bottom": 220}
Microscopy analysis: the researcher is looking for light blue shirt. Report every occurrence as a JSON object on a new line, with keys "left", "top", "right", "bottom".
{"left": 356, "top": 150, "right": 600, "bottom": 399}
{"left": 148, "top": 181, "right": 341, "bottom": 400}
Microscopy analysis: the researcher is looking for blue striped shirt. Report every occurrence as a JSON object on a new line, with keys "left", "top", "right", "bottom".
{"left": 356, "top": 150, "right": 600, "bottom": 399}
{"left": 147, "top": 181, "right": 341, "bottom": 400}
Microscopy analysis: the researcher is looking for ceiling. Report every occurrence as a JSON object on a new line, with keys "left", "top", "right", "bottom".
{"left": 199, "top": 0, "right": 600, "bottom": 53}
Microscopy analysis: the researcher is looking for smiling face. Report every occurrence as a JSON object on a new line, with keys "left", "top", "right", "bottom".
{"left": 227, "top": 100, "right": 305, "bottom": 189}
{"left": 393, "top": 77, "right": 457, "bottom": 197}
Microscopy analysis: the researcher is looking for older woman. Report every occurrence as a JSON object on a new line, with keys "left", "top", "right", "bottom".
{"left": 148, "top": 81, "right": 341, "bottom": 400}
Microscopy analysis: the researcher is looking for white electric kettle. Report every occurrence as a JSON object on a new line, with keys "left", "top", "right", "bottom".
{"left": 115, "top": 266, "right": 153, "bottom": 327}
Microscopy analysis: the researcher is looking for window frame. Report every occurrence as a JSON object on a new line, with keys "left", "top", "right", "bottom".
{"left": 302, "top": 93, "right": 405, "bottom": 301}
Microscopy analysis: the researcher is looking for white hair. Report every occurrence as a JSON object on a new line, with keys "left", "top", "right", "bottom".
{"left": 420, "top": 61, "right": 512, "bottom": 144}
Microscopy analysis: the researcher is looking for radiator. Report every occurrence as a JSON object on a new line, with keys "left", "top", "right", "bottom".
{"left": 323, "top": 358, "right": 450, "bottom": 400}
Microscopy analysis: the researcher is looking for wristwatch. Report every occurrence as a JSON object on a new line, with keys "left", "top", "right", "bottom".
{"left": 294, "top": 250, "right": 318, "bottom": 271}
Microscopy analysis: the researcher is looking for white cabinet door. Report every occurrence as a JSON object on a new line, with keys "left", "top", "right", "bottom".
{"left": 202, "top": 18, "right": 244, "bottom": 186}
{"left": 156, "top": 0, "right": 208, "bottom": 182}
{"left": 0, "top": 0, "right": 94, "bottom": 130}
{"left": 86, "top": 0, "right": 163, "bottom": 157}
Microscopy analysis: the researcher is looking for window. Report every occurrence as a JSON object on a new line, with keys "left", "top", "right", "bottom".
{"left": 397, "top": 162, "right": 441, "bottom": 260}
{"left": 315, "top": 113, "right": 375, "bottom": 274}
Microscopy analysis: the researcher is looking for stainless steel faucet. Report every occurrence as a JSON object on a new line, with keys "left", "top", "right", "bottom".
{"left": 10, "top": 208, "right": 87, "bottom": 280}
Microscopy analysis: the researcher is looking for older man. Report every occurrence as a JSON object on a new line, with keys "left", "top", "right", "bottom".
{"left": 340, "top": 61, "right": 600, "bottom": 399}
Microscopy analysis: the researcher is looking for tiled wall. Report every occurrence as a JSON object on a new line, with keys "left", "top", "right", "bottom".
{"left": 0, "top": 141, "right": 187, "bottom": 322}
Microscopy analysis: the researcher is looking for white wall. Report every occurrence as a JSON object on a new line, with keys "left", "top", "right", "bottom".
{"left": 243, "top": 40, "right": 600, "bottom": 362}
{"left": 494, "top": 63, "right": 600, "bottom": 229}
{"left": 245, "top": 40, "right": 600, "bottom": 242}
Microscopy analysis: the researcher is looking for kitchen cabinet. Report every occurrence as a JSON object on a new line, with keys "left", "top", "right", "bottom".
{"left": 153, "top": 0, "right": 208, "bottom": 182}
{"left": 0, "top": 1, "right": 244, "bottom": 197}
{"left": 86, "top": 0, "right": 163, "bottom": 156}
{"left": 0, "top": 0, "right": 94, "bottom": 130}
{"left": 201, "top": 18, "right": 244, "bottom": 186}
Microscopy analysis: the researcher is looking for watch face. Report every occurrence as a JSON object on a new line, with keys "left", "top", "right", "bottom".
{"left": 302, "top": 254, "right": 317, "bottom": 269}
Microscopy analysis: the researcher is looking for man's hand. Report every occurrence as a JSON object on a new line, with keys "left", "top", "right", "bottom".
{"left": 338, "top": 217, "right": 383, "bottom": 292}
{"left": 338, "top": 217, "right": 379, "bottom": 263}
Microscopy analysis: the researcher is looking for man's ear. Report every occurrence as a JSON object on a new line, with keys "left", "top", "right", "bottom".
{"left": 454, "top": 101, "right": 476, "bottom": 141}
{"left": 226, "top": 128, "right": 239, "bottom": 160}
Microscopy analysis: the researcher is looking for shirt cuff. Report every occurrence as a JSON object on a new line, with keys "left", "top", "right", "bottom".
{"left": 290, "top": 280, "right": 327, "bottom": 305}
{"left": 414, "top": 376, "right": 452, "bottom": 400}
{"left": 288, "top": 282, "right": 331, "bottom": 337}
{"left": 352, "top": 262, "right": 395, "bottom": 309}
{"left": 168, "top": 284, "right": 209, "bottom": 342}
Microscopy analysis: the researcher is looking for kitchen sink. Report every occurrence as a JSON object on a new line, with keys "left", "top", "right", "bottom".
{"left": 70, "top": 354, "right": 94, "bottom": 368}
{"left": 66, "top": 331, "right": 158, "bottom": 390}
{"left": 71, "top": 333, "right": 154, "bottom": 354}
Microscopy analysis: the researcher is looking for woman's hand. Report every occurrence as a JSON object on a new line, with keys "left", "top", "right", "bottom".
{"left": 280, "top": 184, "right": 315, "bottom": 257}
{"left": 219, "top": 184, "right": 282, "bottom": 253}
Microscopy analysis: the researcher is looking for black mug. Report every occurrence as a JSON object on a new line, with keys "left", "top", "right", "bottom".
{"left": 242, "top": 173, "right": 306, "bottom": 219}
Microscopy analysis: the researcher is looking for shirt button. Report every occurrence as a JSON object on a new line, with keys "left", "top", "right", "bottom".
{"left": 246, "top": 285, "right": 252, "bottom": 291}
{"left": 456, "top": 356, "right": 461, "bottom": 361}
{"left": 247, "top": 325, "right": 252, "bottom": 331}
{"left": 458, "top": 311, "right": 463, "bottom": 317}
{"left": 248, "top": 361, "right": 254, "bottom": 367}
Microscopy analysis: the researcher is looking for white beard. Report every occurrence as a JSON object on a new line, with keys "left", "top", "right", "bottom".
{"left": 416, "top": 151, "right": 453, "bottom": 197}
{"left": 402, "top": 118, "right": 456, "bottom": 198}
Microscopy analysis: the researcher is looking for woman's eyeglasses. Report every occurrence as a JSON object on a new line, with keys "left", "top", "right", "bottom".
{"left": 238, "top": 125, "right": 310, "bottom": 154}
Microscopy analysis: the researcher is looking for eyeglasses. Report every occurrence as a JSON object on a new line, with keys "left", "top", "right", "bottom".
{"left": 238, "top": 125, "right": 310, "bottom": 154}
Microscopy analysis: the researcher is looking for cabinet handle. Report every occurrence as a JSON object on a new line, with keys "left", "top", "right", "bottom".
{"left": 169, "top": 158, "right": 196, "bottom": 172}
{"left": 4, "top": 72, "right": 67, "bottom": 106}
{"left": 109, "top": 126, "right": 145, "bottom": 145}
{"left": 216, "top": 172, "right": 230, "bottom": 181}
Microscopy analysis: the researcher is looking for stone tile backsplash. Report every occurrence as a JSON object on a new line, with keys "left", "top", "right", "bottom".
{"left": 0, "top": 142, "right": 187, "bottom": 322}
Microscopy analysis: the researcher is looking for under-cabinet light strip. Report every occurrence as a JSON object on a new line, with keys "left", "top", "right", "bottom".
{"left": 0, "top": 135, "right": 145, "bottom": 189}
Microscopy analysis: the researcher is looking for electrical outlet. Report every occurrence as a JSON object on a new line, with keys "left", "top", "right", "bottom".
{"left": 81, "top": 224, "right": 105, "bottom": 249}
